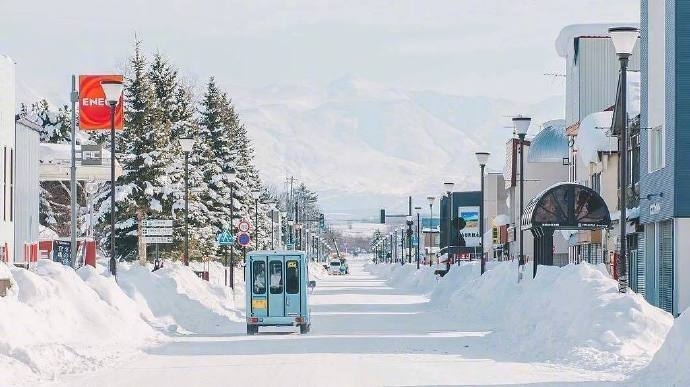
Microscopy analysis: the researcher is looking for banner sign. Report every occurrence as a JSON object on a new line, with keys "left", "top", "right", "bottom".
{"left": 458, "top": 206, "right": 481, "bottom": 247}
{"left": 79, "top": 75, "right": 124, "bottom": 131}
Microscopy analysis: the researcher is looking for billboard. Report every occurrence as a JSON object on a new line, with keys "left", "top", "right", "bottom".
{"left": 458, "top": 206, "right": 480, "bottom": 247}
{"left": 79, "top": 75, "right": 124, "bottom": 130}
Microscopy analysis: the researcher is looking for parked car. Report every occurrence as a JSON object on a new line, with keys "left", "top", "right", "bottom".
{"left": 329, "top": 260, "right": 342, "bottom": 275}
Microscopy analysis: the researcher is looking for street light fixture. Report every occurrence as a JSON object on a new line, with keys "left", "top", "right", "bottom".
{"left": 101, "top": 79, "right": 124, "bottom": 277}
{"left": 512, "top": 115, "right": 531, "bottom": 278}
{"left": 426, "top": 196, "right": 435, "bottom": 266}
{"left": 475, "top": 152, "right": 490, "bottom": 275}
{"left": 179, "top": 137, "right": 195, "bottom": 266}
{"left": 406, "top": 215, "right": 414, "bottom": 264}
{"left": 251, "top": 189, "right": 261, "bottom": 249}
{"left": 443, "top": 182, "right": 455, "bottom": 266}
{"left": 609, "top": 26, "right": 639, "bottom": 293}
{"left": 414, "top": 206, "right": 422, "bottom": 269}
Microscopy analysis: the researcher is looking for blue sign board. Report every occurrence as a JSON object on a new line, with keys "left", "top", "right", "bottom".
{"left": 217, "top": 230, "right": 235, "bottom": 246}
{"left": 237, "top": 232, "right": 251, "bottom": 247}
{"left": 421, "top": 217, "right": 441, "bottom": 230}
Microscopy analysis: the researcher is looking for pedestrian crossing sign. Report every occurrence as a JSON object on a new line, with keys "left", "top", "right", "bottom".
{"left": 217, "top": 230, "right": 235, "bottom": 246}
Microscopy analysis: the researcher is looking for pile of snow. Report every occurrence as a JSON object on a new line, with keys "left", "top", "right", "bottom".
{"left": 366, "top": 260, "right": 673, "bottom": 374}
{"left": 636, "top": 309, "right": 690, "bottom": 385}
{"left": 0, "top": 258, "right": 247, "bottom": 386}
{"left": 309, "top": 261, "right": 329, "bottom": 280}
{"left": 0, "top": 261, "right": 156, "bottom": 386}
{"left": 116, "top": 261, "right": 244, "bottom": 335}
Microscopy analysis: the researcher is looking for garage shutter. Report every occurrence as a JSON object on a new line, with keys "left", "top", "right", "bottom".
{"left": 658, "top": 220, "right": 674, "bottom": 314}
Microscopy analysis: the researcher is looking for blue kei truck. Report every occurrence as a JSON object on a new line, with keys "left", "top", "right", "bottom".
{"left": 245, "top": 251, "right": 313, "bottom": 334}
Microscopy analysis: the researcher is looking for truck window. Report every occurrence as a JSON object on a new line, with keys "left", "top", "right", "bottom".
{"left": 252, "top": 261, "right": 266, "bottom": 294}
{"left": 286, "top": 260, "right": 299, "bottom": 294}
{"left": 269, "top": 260, "right": 283, "bottom": 294}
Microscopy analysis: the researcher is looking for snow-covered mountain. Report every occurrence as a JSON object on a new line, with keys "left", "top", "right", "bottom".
{"left": 233, "top": 76, "right": 564, "bottom": 219}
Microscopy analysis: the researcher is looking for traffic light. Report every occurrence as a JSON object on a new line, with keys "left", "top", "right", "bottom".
{"left": 319, "top": 213, "right": 325, "bottom": 228}
{"left": 380, "top": 209, "right": 386, "bottom": 224}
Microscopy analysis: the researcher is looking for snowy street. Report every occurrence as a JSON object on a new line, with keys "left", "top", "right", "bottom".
{"left": 46, "top": 259, "right": 627, "bottom": 387}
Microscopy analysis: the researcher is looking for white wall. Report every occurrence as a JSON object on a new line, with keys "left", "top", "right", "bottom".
{"left": 675, "top": 218, "right": 690, "bottom": 315}
{"left": 0, "top": 54, "right": 15, "bottom": 261}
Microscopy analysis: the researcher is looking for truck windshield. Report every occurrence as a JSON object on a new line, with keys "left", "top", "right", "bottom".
{"left": 330, "top": 262, "right": 340, "bottom": 266}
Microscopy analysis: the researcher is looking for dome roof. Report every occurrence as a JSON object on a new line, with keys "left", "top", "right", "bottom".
{"left": 527, "top": 120, "right": 568, "bottom": 163}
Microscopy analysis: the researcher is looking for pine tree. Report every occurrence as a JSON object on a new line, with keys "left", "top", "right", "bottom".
{"left": 100, "top": 40, "right": 169, "bottom": 260}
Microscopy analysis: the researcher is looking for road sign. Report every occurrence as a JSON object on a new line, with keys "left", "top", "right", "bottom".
{"left": 238, "top": 220, "right": 251, "bottom": 233}
{"left": 142, "top": 219, "right": 173, "bottom": 227}
{"left": 217, "top": 230, "right": 235, "bottom": 246}
{"left": 143, "top": 236, "right": 173, "bottom": 244}
{"left": 143, "top": 227, "right": 173, "bottom": 236}
{"left": 237, "top": 232, "right": 251, "bottom": 247}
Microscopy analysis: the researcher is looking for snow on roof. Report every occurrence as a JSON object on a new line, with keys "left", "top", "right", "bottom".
{"left": 576, "top": 111, "right": 617, "bottom": 165}
{"left": 555, "top": 23, "right": 639, "bottom": 59}
{"left": 527, "top": 120, "right": 568, "bottom": 163}
{"left": 493, "top": 214, "right": 510, "bottom": 226}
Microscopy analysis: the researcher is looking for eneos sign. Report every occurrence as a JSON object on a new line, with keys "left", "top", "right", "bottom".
{"left": 79, "top": 75, "right": 124, "bottom": 130}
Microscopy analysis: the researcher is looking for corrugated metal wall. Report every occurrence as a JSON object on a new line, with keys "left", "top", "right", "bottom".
{"left": 578, "top": 38, "right": 641, "bottom": 123}
{"left": 14, "top": 124, "right": 40, "bottom": 261}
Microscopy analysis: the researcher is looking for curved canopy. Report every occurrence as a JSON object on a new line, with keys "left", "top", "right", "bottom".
{"left": 521, "top": 183, "right": 611, "bottom": 230}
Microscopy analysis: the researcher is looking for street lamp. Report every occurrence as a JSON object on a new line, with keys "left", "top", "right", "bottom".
{"left": 251, "top": 189, "right": 261, "bottom": 249}
{"left": 400, "top": 226, "right": 405, "bottom": 264}
{"left": 179, "top": 137, "right": 195, "bottom": 266}
{"left": 443, "top": 182, "right": 455, "bottom": 266}
{"left": 609, "top": 26, "right": 638, "bottom": 293}
{"left": 427, "top": 196, "right": 435, "bottom": 266}
{"left": 414, "top": 206, "right": 422, "bottom": 269}
{"left": 406, "top": 216, "right": 414, "bottom": 264}
{"left": 281, "top": 211, "right": 288, "bottom": 248}
{"left": 513, "top": 115, "right": 531, "bottom": 278}
{"left": 101, "top": 79, "right": 124, "bottom": 277}
{"left": 288, "top": 219, "right": 295, "bottom": 248}
{"left": 476, "top": 152, "right": 490, "bottom": 275}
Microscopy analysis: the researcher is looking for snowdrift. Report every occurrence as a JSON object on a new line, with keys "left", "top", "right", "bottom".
{"left": 0, "top": 261, "right": 155, "bottom": 385}
{"left": 116, "top": 261, "right": 244, "bottom": 334}
{"left": 366, "top": 261, "right": 673, "bottom": 374}
{"left": 0, "top": 259, "right": 246, "bottom": 386}
{"left": 636, "top": 308, "right": 690, "bottom": 385}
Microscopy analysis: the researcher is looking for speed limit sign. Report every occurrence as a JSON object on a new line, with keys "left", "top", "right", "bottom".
{"left": 238, "top": 220, "right": 251, "bottom": 233}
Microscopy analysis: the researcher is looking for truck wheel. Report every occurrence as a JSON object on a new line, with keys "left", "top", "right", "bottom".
{"left": 247, "top": 325, "right": 256, "bottom": 335}
{"left": 300, "top": 324, "right": 309, "bottom": 334}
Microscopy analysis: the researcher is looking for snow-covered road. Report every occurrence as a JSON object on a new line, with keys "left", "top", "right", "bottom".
{"left": 50, "top": 260, "right": 622, "bottom": 387}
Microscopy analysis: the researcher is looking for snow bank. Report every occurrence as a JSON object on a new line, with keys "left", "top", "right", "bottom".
{"left": 636, "top": 309, "right": 690, "bottom": 385}
{"left": 367, "top": 260, "right": 672, "bottom": 374}
{"left": 116, "top": 261, "right": 244, "bottom": 334}
{"left": 0, "top": 261, "right": 155, "bottom": 386}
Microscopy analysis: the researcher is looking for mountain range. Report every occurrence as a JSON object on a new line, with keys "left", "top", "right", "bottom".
{"left": 232, "top": 76, "right": 564, "bottom": 220}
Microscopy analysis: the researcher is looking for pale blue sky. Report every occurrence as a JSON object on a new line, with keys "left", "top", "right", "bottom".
{"left": 1, "top": 0, "right": 639, "bottom": 104}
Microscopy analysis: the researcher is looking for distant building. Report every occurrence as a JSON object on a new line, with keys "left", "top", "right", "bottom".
{"left": 504, "top": 120, "right": 570, "bottom": 265}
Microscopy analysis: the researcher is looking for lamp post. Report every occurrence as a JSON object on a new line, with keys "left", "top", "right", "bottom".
{"left": 406, "top": 216, "right": 414, "bottom": 264}
{"left": 476, "top": 152, "right": 490, "bottom": 275}
{"left": 228, "top": 171, "right": 236, "bottom": 274}
{"left": 444, "top": 182, "right": 455, "bottom": 266}
{"left": 179, "top": 137, "right": 195, "bottom": 266}
{"left": 101, "top": 80, "right": 124, "bottom": 277}
{"left": 609, "top": 26, "right": 638, "bottom": 293}
{"left": 513, "top": 116, "right": 531, "bottom": 277}
{"left": 288, "top": 219, "right": 295, "bottom": 248}
{"left": 400, "top": 226, "right": 405, "bottom": 265}
{"left": 251, "top": 189, "right": 261, "bottom": 249}
{"left": 414, "top": 206, "right": 422, "bottom": 269}
{"left": 427, "top": 196, "right": 435, "bottom": 266}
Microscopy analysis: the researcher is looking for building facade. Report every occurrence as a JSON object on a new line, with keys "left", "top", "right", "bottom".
{"left": 14, "top": 116, "right": 41, "bottom": 262}
{"left": 0, "top": 55, "right": 15, "bottom": 262}
{"left": 638, "top": 0, "right": 690, "bottom": 316}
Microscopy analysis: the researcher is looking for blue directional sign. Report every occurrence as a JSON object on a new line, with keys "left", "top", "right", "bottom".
{"left": 217, "top": 230, "right": 235, "bottom": 246}
{"left": 237, "top": 232, "right": 251, "bottom": 247}
{"left": 412, "top": 236, "right": 419, "bottom": 247}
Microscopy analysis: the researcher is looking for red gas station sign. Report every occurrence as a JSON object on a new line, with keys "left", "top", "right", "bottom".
{"left": 79, "top": 75, "right": 124, "bottom": 130}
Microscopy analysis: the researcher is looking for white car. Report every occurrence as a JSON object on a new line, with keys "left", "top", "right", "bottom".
{"left": 328, "top": 260, "right": 342, "bottom": 275}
